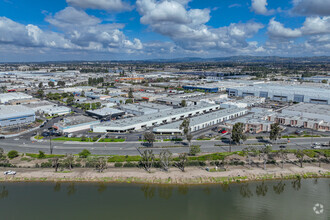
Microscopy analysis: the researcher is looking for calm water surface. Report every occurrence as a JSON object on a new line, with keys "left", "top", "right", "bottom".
{"left": 0, "top": 179, "right": 328, "bottom": 220}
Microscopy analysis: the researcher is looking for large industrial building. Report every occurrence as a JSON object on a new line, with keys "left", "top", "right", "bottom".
{"left": 120, "top": 103, "right": 173, "bottom": 116}
{"left": 153, "top": 108, "right": 248, "bottom": 134}
{"left": 87, "top": 108, "right": 125, "bottom": 120}
{"left": 92, "top": 103, "right": 220, "bottom": 133}
{"left": 0, "top": 105, "right": 36, "bottom": 127}
{"left": 227, "top": 84, "right": 330, "bottom": 104}
{"left": 0, "top": 92, "right": 33, "bottom": 104}
{"left": 268, "top": 103, "right": 330, "bottom": 131}
{"left": 54, "top": 115, "right": 100, "bottom": 133}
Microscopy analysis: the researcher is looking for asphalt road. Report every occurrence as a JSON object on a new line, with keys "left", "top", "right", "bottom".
{"left": 1, "top": 136, "right": 329, "bottom": 156}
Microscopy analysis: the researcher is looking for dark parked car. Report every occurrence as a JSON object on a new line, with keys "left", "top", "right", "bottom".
{"left": 279, "top": 145, "right": 286, "bottom": 149}
{"left": 41, "top": 132, "right": 50, "bottom": 137}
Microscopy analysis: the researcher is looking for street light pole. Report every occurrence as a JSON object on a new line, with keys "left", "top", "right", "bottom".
{"left": 49, "top": 135, "right": 53, "bottom": 155}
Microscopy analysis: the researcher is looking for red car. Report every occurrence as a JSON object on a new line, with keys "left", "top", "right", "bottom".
{"left": 221, "top": 130, "right": 228, "bottom": 134}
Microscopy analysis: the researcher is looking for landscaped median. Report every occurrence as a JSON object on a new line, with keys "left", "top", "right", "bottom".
{"left": 52, "top": 137, "right": 125, "bottom": 142}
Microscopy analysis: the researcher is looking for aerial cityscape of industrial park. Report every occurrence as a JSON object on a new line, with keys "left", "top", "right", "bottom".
{"left": 0, "top": 0, "right": 329, "bottom": 219}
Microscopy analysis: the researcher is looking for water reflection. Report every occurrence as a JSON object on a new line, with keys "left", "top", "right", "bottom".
{"left": 291, "top": 177, "right": 301, "bottom": 191}
{"left": 97, "top": 183, "right": 107, "bottom": 194}
{"left": 54, "top": 182, "right": 61, "bottom": 192}
{"left": 67, "top": 183, "right": 76, "bottom": 196}
{"left": 240, "top": 184, "right": 253, "bottom": 198}
{"left": 221, "top": 183, "right": 230, "bottom": 192}
{"left": 158, "top": 186, "right": 173, "bottom": 200}
{"left": 141, "top": 185, "right": 156, "bottom": 199}
{"left": 273, "top": 181, "right": 285, "bottom": 195}
{"left": 203, "top": 187, "right": 211, "bottom": 196}
{"left": 177, "top": 185, "right": 189, "bottom": 195}
{"left": 256, "top": 182, "right": 268, "bottom": 197}
{"left": 0, "top": 186, "right": 8, "bottom": 199}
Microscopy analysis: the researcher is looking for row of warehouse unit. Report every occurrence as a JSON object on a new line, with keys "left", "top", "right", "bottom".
{"left": 153, "top": 108, "right": 248, "bottom": 135}
{"left": 227, "top": 84, "right": 330, "bottom": 105}
{"left": 92, "top": 103, "right": 220, "bottom": 133}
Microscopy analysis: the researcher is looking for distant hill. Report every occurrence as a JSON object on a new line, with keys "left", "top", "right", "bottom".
{"left": 145, "top": 56, "right": 330, "bottom": 63}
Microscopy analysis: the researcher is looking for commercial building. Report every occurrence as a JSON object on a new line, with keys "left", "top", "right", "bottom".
{"left": 0, "top": 92, "right": 33, "bottom": 104}
{"left": 54, "top": 115, "right": 100, "bottom": 133}
{"left": 227, "top": 84, "right": 330, "bottom": 105}
{"left": 182, "top": 85, "right": 219, "bottom": 93}
{"left": 153, "top": 108, "right": 248, "bottom": 134}
{"left": 86, "top": 108, "right": 125, "bottom": 120}
{"left": 267, "top": 103, "right": 330, "bottom": 131}
{"left": 92, "top": 103, "right": 220, "bottom": 133}
{"left": 120, "top": 103, "right": 173, "bottom": 116}
{"left": 0, "top": 105, "right": 36, "bottom": 127}
{"left": 221, "top": 96, "right": 266, "bottom": 109}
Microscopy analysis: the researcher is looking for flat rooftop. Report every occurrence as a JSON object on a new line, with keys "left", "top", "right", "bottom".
{"left": 0, "top": 105, "right": 35, "bottom": 120}
{"left": 154, "top": 108, "right": 247, "bottom": 130}
{"left": 283, "top": 103, "right": 330, "bottom": 116}
{"left": 96, "top": 103, "right": 219, "bottom": 128}
{"left": 58, "top": 115, "right": 98, "bottom": 126}
{"left": 87, "top": 107, "right": 124, "bottom": 116}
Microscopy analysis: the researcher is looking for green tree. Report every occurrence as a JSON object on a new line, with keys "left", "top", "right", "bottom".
{"left": 180, "top": 119, "right": 193, "bottom": 147}
{"left": 231, "top": 122, "right": 247, "bottom": 144}
{"left": 189, "top": 145, "right": 201, "bottom": 156}
{"left": 38, "top": 82, "right": 43, "bottom": 88}
{"left": 270, "top": 123, "right": 282, "bottom": 143}
{"left": 261, "top": 144, "right": 272, "bottom": 170}
{"left": 144, "top": 132, "right": 155, "bottom": 147}
{"left": 79, "top": 149, "right": 91, "bottom": 158}
{"left": 181, "top": 100, "right": 187, "bottom": 107}
{"left": 128, "top": 88, "right": 134, "bottom": 99}
{"left": 295, "top": 150, "right": 304, "bottom": 168}
{"left": 159, "top": 150, "right": 172, "bottom": 171}
{"left": 66, "top": 97, "right": 74, "bottom": 106}
{"left": 125, "top": 99, "right": 133, "bottom": 104}
{"left": 36, "top": 89, "right": 44, "bottom": 98}
{"left": 140, "top": 150, "right": 155, "bottom": 172}
{"left": 174, "top": 153, "right": 187, "bottom": 172}
{"left": 38, "top": 151, "right": 46, "bottom": 159}
{"left": 48, "top": 81, "right": 55, "bottom": 88}
{"left": 52, "top": 157, "right": 60, "bottom": 172}
{"left": 7, "top": 150, "right": 19, "bottom": 159}
{"left": 95, "top": 157, "right": 107, "bottom": 172}
{"left": 57, "top": 81, "right": 65, "bottom": 87}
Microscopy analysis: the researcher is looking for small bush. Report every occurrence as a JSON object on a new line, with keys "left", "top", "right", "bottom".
{"left": 79, "top": 149, "right": 91, "bottom": 158}
{"left": 40, "top": 161, "right": 52, "bottom": 168}
{"left": 114, "top": 162, "right": 123, "bottom": 167}
{"left": 38, "top": 151, "right": 46, "bottom": 159}
{"left": 189, "top": 145, "right": 201, "bottom": 156}
{"left": 7, "top": 150, "right": 19, "bottom": 159}
{"left": 123, "top": 162, "right": 137, "bottom": 167}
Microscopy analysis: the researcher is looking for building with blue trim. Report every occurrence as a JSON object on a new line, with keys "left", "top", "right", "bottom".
{"left": 0, "top": 105, "right": 35, "bottom": 127}
{"left": 182, "top": 85, "right": 218, "bottom": 93}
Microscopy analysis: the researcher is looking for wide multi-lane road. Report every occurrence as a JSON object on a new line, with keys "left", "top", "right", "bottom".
{"left": 0, "top": 136, "right": 329, "bottom": 155}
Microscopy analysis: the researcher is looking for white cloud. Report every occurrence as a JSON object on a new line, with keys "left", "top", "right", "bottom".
{"left": 0, "top": 17, "right": 75, "bottom": 49}
{"left": 292, "top": 0, "right": 330, "bottom": 16}
{"left": 251, "top": 0, "right": 274, "bottom": 15}
{"left": 301, "top": 16, "right": 330, "bottom": 35}
{"left": 268, "top": 16, "right": 330, "bottom": 39}
{"left": 267, "top": 18, "right": 302, "bottom": 39}
{"left": 66, "top": 0, "right": 132, "bottom": 12}
{"left": 136, "top": 0, "right": 263, "bottom": 53}
{"left": 45, "top": 7, "right": 142, "bottom": 51}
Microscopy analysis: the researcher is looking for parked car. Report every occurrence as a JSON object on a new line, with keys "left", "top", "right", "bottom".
{"left": 311, "top": 142, "right": 321, "bottom": 149}
{"left": 41, "top": 131, "right": 50, "bottom": 137}
{"left": 279, "top": 145, "right": 286, "bottom": 149}
{"left": 4, "top": 170, "right": 16, "bottom": 175}
{"left": 295, "top": 130, "right": 303, "bottom": 135}
{"left": 0, "top": 136, "right": 5, "bottom": 139}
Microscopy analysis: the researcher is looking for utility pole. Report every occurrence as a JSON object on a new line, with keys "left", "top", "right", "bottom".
{"left": 49, "top": 135, "right": 53, "bottom": 155}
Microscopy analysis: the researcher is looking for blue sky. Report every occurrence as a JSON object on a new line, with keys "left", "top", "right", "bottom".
{"left": 0, "top": 0, "right": 329, "bottom": 61}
